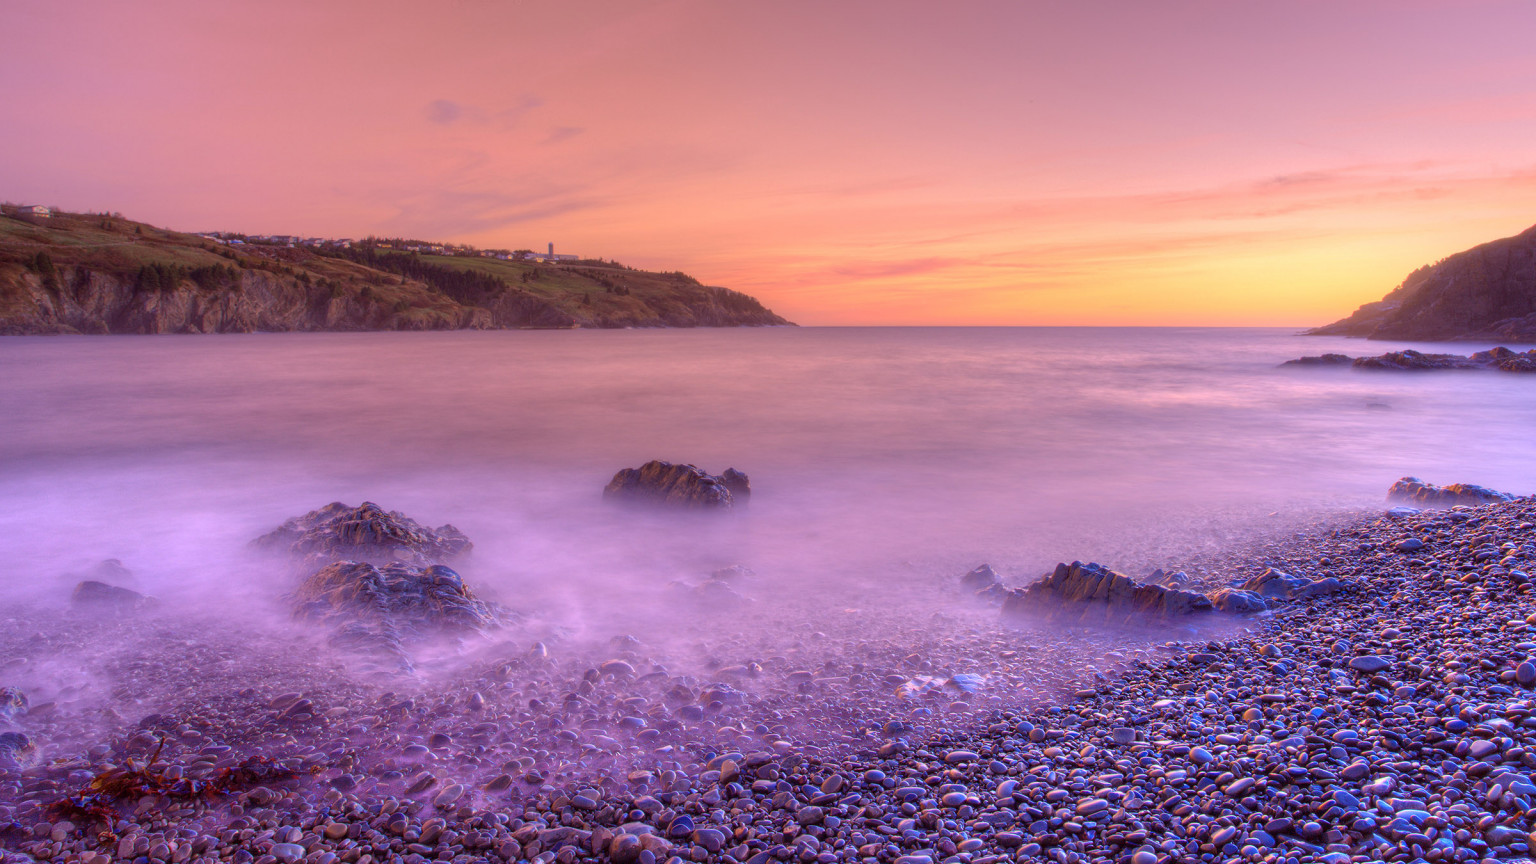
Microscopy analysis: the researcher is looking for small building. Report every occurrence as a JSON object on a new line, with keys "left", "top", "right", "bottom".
{"left": 24, "top": 205, "right": 51, "bottom": 218}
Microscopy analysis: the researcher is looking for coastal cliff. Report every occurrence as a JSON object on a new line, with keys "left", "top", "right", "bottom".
{"left": 0, "top": 208, "right": 790, "bottom": 334}
{"left": 1309, "top": 223, "right": 1536, "bottom": 342}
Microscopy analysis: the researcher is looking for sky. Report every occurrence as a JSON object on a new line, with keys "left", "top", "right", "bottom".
{"left": 3, "top": 1, "right": 1536, "bottom": 326}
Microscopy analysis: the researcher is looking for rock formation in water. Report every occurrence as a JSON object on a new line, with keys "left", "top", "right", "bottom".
{"left": 1308, "top": 223, "right": 1536, "bottom": 342}
{"left": 253, "top": 501, "right": 472, "bottom": 571}
{"left": 256, "top": 503, "right": 504, "bottom": 671}
{"left": 668, "top": 565, "right": 756, "bottom": 610}
{"left": 603, "top": 461, "right": 751, "bottom": 510}
{"left": 1387, "top": 477, "right": 1515, "bottom": 507}
{"left": 1000, "top": 561, "right": 1213, "bottom": 621}
{"left": 1283, "top": 347, "right": 1536, "bottom": 372}
{"left": 0, "top": 688, "right": 26, "bottom": 726}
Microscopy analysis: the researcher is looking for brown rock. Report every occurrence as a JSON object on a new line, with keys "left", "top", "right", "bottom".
{"left": 1387, "top": 477, "right": 1514, "bottom": 507}
{"left": 602, "top": 461, "right": 749, "bottom": 510}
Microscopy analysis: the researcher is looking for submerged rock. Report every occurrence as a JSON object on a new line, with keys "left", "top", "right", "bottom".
{"left": 960, "top": 564, "right": 1001, "bottom": 591}
{"left": 0, "top": 731, "right": 37, "bottom": 768}
{"left": 70, "top": 579, "right": 154, "bottom": 613}
{"left": 254, "top": 501, "right": 472, "bottom": 570}
{"left": 1387, "top": 476, "right": 1515, "bottom": 507}
{"left": 603, "top": 461, "right": 750, "bottom": 510}
{"left": 669, "top": 566, "right": 756, "bottom": 609}
{"left": 1001, "top": 561, "right": 1212, "bottom": 621}
{"left": 0, "top": 687, "right": 27, "bottom": 725}
{"left": 1282, "top": 353, "right": 1354, "bottom": 367}
{"left": 959, "top": 564, "right": 1009, "bottom": 604}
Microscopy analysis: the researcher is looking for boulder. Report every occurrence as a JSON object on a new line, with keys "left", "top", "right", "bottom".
{"left": 603, "top": 461, "right": 750, "bottom": 510}
{"left": 1241, "top": 568, "right": 1348, "bottom": 601}
{"left": 256, "top": 506, "right": 506, "bottom": 671}
{"left": 254, "top": 501, "right": 471, "bottom": 570}
{"left": 70, "top": 580, "right": 154, "bottom": 612}
{"left": 1000, "top": 562, "right": 1213, "bottom": 622}
{"left": 960, "top": 564, "right": 1001, "bottom": 591}
{"left": 294, "top": 561, "right": 506, "bottom": 635}
{"left": 1387, "top": 477, "right": 1515, "bottom": 507}
{"left": 959, "top": 564, "right": 1010, "bottom": 604}
{"left": 1209, "top": 588, "right": 1268, "bottom": 614}
{"left": 293, "top": 561, "right": 510, "bottom": 670}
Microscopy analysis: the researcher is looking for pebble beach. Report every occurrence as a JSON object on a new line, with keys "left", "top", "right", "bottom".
{"left": 3, "top": 498, "right": 1535, "bottom": 864}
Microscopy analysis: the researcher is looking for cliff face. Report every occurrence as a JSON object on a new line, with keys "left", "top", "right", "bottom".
{"left": 0, "top": 268, "right": 519, "bottom": 335}
{"left": 1310, "top": 224, "right": 1536, "bottom": 342}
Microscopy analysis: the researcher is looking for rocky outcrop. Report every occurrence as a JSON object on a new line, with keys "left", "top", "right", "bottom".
{"left": 254, "top": 502, "right": 471, "bottom": 571}
{"left": 1000, "top": 562, "right": 1213, "bottom": 622}
{"left": 1308, "top": 223, "right": 1536, "bottom": 342}
{"left": 1387, "top": 477, "right": 1515, "bottom": 507}
{"left": 603, "top": 461, "right": 751, "bottom": 510}
{"left": 1284, "top": 347, "right": 1536, "bottom": 372}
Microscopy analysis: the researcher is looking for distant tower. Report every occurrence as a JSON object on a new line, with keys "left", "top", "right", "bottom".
{"left": 548, "top": 242, "right": 554, "bottom": 256}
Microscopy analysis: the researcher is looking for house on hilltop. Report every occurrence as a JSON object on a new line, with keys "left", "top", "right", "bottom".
{"left": 23, "top": 205, "right": 51, "bottom": 218}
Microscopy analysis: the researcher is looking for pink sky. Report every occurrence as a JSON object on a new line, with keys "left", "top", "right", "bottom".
{"left": 4, "top": 0, "right": 1536, "bottom": 325}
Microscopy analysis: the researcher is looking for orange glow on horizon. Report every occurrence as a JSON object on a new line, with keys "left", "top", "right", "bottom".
{"left": 3, "top": 1, "right": 1535, "bottom": 326}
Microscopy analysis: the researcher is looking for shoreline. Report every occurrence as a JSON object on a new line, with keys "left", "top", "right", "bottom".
{"left": 2, "top": 502, "right": 1534, "bottom": 864}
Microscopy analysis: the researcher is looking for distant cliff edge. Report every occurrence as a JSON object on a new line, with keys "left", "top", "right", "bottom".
{"left": 0, "top": 207, "right": 791, "bottom": 334}
{"left": 1308, "top": 224, "right": 1536, "bottom": 342}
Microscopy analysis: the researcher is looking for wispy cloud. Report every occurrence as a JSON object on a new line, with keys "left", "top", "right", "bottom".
{"left": 543, "top": 126, "right": 586, "bottom": 145}
{"left": 828, "top": 257, "right": 962, "bottom": 280}
{"left": 425, "top": 99, "right": 463, "bottom": 125}
{"left": 424, "top": 95, "right": 544, "bottom": 129}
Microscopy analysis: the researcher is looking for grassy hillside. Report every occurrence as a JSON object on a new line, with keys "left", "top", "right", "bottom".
{"left": 0, "top": 206, "right": 791, "bottom": 332}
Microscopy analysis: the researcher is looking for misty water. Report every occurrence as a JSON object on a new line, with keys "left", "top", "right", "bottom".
{"left": 3, "top": 326, "right": 1530, "bottom": 602}
{"left": 3, "top": 326, "right": 1534, "bottom": 774}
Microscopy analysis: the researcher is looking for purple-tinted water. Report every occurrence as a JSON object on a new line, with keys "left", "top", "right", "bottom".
{"left": 0, "top": 326, "right": 1530, "bottom": 618}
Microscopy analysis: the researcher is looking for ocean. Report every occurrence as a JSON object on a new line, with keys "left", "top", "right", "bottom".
{"left": 1, "top": 326, "right": 1531, "bottom": 621}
